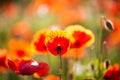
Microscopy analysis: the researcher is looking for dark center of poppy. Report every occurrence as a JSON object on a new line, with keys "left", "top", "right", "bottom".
{"left": 57, "top": 46, "right": 61, "bottom": 54}
{"left": 74, "top": 41, "right": 81, "bottom": 47}
{"left": 104, "top": 77, "right": 111, "bottom": 80}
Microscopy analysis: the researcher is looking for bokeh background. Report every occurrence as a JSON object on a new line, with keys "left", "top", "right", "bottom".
{"left": 0, "top": 0, "right": 120, "bottom": 80}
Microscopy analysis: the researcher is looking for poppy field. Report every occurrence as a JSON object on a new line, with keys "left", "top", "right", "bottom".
{"left": 0, "top": 0, "right": 120, "bottom": 80}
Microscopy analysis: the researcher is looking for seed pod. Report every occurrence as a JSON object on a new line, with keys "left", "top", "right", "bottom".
{"left": 104, "top": 59, "right": 110, "bottom": 69}
{"left": 104, "top": 20, "right": 114, "bottom": 31}
{"left": 101, "top": 16, "right": 114, "bottom": 32}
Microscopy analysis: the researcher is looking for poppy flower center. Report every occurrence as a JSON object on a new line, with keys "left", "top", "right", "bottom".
{"left": 104, "top": 77, "right": 111, "bottom": 80}
{"left": 57, "top": 46, "right": 62, "bottom": 54}
{"left": 74, "top": 41, "right": 81, "bottom": 47}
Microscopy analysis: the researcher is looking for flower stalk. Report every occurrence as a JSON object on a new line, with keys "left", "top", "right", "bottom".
{"left": 57, "top": 46, "right": 62, "bottom": 80}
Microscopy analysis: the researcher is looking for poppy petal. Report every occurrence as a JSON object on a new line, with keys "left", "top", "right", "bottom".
{"left": 32, "top": 30, "right": 48, "bottom": 53}
{"left": 7, "top": 59, "right": 17, "bottom": 71}
{"left": 18, "top": 60, "right": 40, "bottom": 75}
{"left": 35, "top": 62, "right": 50, "bottom": 77}
{"left": 103, "top": 64, "right": 120, "bottom": 80}
{"left": 65, "top": 25, "right": 94, "bottom": 49}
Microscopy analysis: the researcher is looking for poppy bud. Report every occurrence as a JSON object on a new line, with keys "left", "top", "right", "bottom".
{"left": 91, "top": 63, "right": 95, "bottom": 71}
{"left": 104, "top": 59, "right": 110, "bottom": 69}
{"left": 104, "top": 20, "right": 114, "bottom": 31}
{"left": 101, "top": 16, "right": 114, "bottom": 32}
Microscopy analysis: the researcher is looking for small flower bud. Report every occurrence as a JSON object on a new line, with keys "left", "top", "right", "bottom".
{"left": 104, "top": 20, "right": 114, "bottom": 31}
{"left": 91, "top": 63, "right": 95, "bottom": 71}
{"left": 101, "top": 16, "right": 114, "bottom": 32}
{"left": 104, "top": 59, "right": 110, "bottom": 69}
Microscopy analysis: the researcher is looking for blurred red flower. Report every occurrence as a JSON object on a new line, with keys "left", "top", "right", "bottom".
{"left": 100, "top": 0, "right": 120, "bottom": 16}
{"left": 62, "top": 25, "right": 94, "bottom": 59}
{"left": 7, "top": 58, "right": 50, "bottom": 77}
{"left": 0, "top": 49, "right": 7, "bottom": 72}
{"left": 65, "top": 25, "right": 94, "bottom": 49}
{"left": 45, "top": 30, "right": 70, "bottom": 56}
{"left": 32, "top": 30, "right": 48, "bottom": 54}
{"left": 8, "top": 39, "right": 33, "bottom": 59}
{"left": 103, "top": 64, "right": 120, "bottom": 80}
{"left": 2, "top": 2, "right": 20, "bottom": 19}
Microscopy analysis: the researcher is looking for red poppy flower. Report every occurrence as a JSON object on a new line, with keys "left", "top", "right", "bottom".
{"left": 0, "top": 49, "right": 7, "bottom": 72}
{"left": 34, "top": 62, "right": 50, "bottom": 77}
{"left": 2, "top": 2, "right": 19, "bottom": 19}
{"left": 32, "top": 30, "right": 48, "bottom": 54}
{"left": 8, "top": 39, "right": 32, "bottom": 59}
{"left": 45, "top": 30, "right": 70, "bottom": 56}
{"left": 7, "top": 58, "right": 50, "bottom": 77}
{"left": 65, "top": 25, "right": 95, "bottom": 49}
{"left": 103, "top": 64, "right": 120, "bottom": 80}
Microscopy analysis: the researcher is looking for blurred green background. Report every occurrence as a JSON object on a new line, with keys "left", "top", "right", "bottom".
{"left": 0, "top": 0, "right": 120, "bottom": 80}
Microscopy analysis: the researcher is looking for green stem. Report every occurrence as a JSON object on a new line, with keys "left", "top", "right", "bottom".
{"left": 92, "top": 16, "right": 104, "bottom": 80}
{"left": 59, "top": 54, "right": 62, "bottom": 80}
{"left": 97, "top": 16, "right": 104, "bottom": 80}
{"left": 103, "top": 41, "right": 109, "bottom": 59}
{"left": 57, "top": 46, "right": 62, "bottom": 80}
